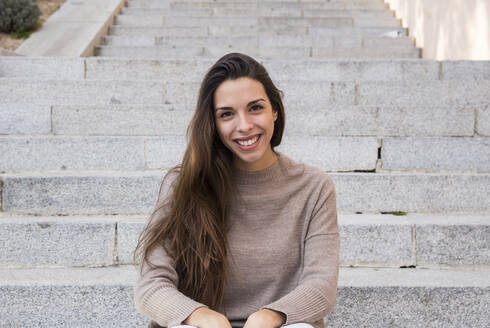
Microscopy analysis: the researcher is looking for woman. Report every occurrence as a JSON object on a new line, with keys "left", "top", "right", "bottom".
{"left": 133, "top": 53, "right": 339, "bottom": 328}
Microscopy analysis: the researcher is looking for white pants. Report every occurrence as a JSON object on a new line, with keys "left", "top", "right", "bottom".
{"left": 172, "top": 324, "right": 314, "bottom": 328}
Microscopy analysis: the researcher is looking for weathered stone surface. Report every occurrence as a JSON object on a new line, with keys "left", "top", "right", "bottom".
{"left": 95, "top": 45, "right": 204, "bottom": 58}
{"left": 329, "top": 173, "right": 490, "bottom": 213}
{"left": 0, "top": 79, "right": 165, "bottom": 105}
{"left": 1, "top": 172, "right": 164, "bottom": 215}
{"left": 52, "top": 104, "right": 192, "bottom": 135}
{"left": 0, "top": 267, "right": 147, "bottom": 327}
{"left": 414, "top": 215, "right": 490, "bottom": 267}
{"left": 376, "top": 105, "right": 474, "bottom": 137}
{"left": 441, "top": 61, "right": 490, "bottom": 80}
{"left": 3, "top": 173, "right": 488, "bottom": 214}
{"left": 0, "top": 104, "right": 51, "bottom": 135}
{"left": 48, "top": 103, "right": 474, "bottom": 137}
{"left": 117, "top": 217, "right": 146, "bottom": 264}
{"left": 109, "top": 25, "right": 207, "bottom": 37}
{"left": 0, "top": 136, "right": 145, "bottom": 171}
{"left": 358, "top": 80, "right": 490, "bottom": 107}
{"left": 0, "top": 57, "right": 84, "bottom": 80}
{"left": 263, "top": 59, "right": 439, "bottom": 82}
{"left": 478, "top": 105, "right": 489, "bottom": 136}
{"left": 0, "top": 216, "right": 116, "bottom": 267}
{"left": 382, "top": 137, "right": 490, "bottom": 172}
{"left": 339, "top": 215, "right": 414, "bottom": 266}
{"left": 312, "top": 46, "right": 420, "bottom": 58}
{"left": 276, "top": 136, "right": 378, "bottom": 171}
{"left": 0, "top": 267, "right": 488, "bottom": 327}
{"left": 145, "top": 136, "right": 187, "bottom": 169}
{"left": 85, "top": 57, "right": 213, "bottom": 81}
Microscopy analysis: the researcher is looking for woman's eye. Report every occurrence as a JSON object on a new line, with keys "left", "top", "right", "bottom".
{"left": 220, "top": 112, "right": 231, "bottom": 118}
{"left": 251, "top": 105, "right": 263, "bottom": 111}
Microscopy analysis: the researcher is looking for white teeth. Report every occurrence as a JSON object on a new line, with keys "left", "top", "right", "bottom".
{"left": 237, "top": 135, "right": 259, "bottom": 146}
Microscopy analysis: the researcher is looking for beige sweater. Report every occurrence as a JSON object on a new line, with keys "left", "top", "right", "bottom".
{"left": 134, "top": 152, "right": 340, "bottom": 328}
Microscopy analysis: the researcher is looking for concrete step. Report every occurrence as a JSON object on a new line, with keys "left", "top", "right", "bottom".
{"left": 4, "top": 57, "right": 488, "bottom": 82}
{"left": 1, "top": 172, "right": 489, "bottom": 214}
{"left": 0, "top": 213, "right": 488, "bottom": 268}
{"left": 2, "top": 78, "right": 486, "bottom": 113}
{"left": 0, "top": 266, "right": 488, "bottom": 327}
{"left": 30, "top": 103, "right": 484, "bottom": 137}
{"left": 3, "top": 135, "right": 487, "bottom": 172}
{"left": 108, "top": 25, "right": 408, "bottom": 37}
{"left": 94, "top": 44, "right": 420, "bottom": 59}
{"left": 164, "top": 80, "right": 489, "bottom": 110}
{"left": 84, "top": 58, "right": 434, "bottom": 82}
{"left": 102, "top": 34, "right": 414, "bottom": 48}
{"left": 113, "top": 14, "right": 401, "bottom": 28}
{"left": 121, "top": 7, "right": 395, "bottom": 19}
{"left": 0, "top": 79, "right": 165, "bottom": 105}
{"left": 127, "top": 0, "right": 390, "bottom": 11}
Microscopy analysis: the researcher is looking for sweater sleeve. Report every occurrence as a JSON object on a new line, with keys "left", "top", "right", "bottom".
{"left": 133, "top": 171, "right": 209, "bottom": 327}
{"left": 260, "top": 174, "right": 340, "bottom": 324}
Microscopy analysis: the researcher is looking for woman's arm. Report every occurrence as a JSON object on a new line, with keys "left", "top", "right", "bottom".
{"left": 134, "top": 171, "right": 225, "bottom": 327}
{"left": 134, "top": 241, "right": 211, "bottom": 327}
{"left": 257, "top": 175, "right": 340, "bottom": 325}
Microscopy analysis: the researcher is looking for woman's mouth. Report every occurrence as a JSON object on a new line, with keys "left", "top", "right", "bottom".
{"left": 234, "top": 134, "right": 262, "bottom": 150}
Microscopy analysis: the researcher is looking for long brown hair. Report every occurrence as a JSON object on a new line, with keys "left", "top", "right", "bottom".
{"left": 133, "top": 53, "right": 286, "bottom": 310}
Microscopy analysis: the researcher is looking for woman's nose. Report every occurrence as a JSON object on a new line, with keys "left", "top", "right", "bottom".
{"left": 237, "top": 113, "right": 254, "bottom": 132}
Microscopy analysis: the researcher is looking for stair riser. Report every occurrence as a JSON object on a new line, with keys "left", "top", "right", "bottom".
{"left": 95, "top": 45, "right": 420, "bottom": 59}
{"left": 2, "top": 173, "right": 489, "bottom": 214}
{"left": 121, "top": 7, "right": 395, "bottom": 19}
{"left": 102, "top": 35, "right": 413, "bottom": 48}
{"left": 1, "top": 215, "right": 488, "bottom": 268}
{"left": 0, "top": 284, "right": 487, "bottom": 327}
{"left": 108, "top": 25, "right": 407, "bottom": 37}
{"left": 114, "top": 15, "right": 400, "bottom": 28}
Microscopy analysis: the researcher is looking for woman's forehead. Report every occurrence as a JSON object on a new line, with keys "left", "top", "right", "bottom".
{"left": 214, "top": 77, "right": 268, "bottom": 108}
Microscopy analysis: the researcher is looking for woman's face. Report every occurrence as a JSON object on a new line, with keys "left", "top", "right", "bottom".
{"left": 214, "top": 77, "right": 278, "bottom": 171}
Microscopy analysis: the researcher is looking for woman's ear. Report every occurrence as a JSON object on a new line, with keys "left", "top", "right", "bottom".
{"left": 273, "top": 109, "right": 278, "bottom": 122}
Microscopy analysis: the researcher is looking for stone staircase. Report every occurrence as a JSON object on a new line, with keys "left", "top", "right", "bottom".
{"left": 0, "top": 0, "right": 489, "bottom": 327}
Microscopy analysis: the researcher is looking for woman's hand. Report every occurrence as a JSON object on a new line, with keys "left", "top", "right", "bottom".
{"left": 183, "top": 307, "right": 232, "bottom": 328}
{"left": 243, "top": 309, "right": 286, "bottom": 328}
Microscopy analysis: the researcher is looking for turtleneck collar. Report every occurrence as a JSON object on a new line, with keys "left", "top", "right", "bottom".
{"left": 231, "top": 151, "right": 293, "bottom": 185}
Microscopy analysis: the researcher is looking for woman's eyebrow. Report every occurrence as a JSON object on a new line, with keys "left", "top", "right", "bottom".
{"left": 215, "top": 98, "right": 265, "bottom": 112}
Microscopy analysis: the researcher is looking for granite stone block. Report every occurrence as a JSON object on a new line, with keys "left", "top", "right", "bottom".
{"left": 327, "top": 286, "right": 489, "bottom": 327}
{"left": 276, "top": 136, "right": 378, "bottom": 171}
{"left": 441, "top": 61, "right": 490, "bottom": 80}
{"left": 264, "top": 59, "right": 438, "bottom": 82}
{"left": 0, "top": 217, "right": 116, "bottom": 267}
{"left": 117, "top": 219, "right": 145, "bottom": 264}
{"left": 52, "top": 104, "right": 192, "bottom": 135}
{"left": 416, "top": 216, "right": 490, "bottom": 266}
{"left": 85, "top": 57, "right": 213, "bottom": 81}
{"left": 0, "top": 57, "right": 84, "bottom": 80}
{"left": 339, "top": 215, "right": 414, "bottom": 266}
{"left": 0, "top": 136, "right": 145, "bottom": 171}
{"left": 358, "top": 80, "right": 490, "bottom": 107}
{"left": 109, "top": 25, "right": 207, "bottom": 37}
{"left": 312, "top": 46, "right": 420, "bottom": 59}
{"left": 377, "top": 105, "right": 474, "bottom": 136}
{"left": 95, "top": 45, "right": 204, "bottom": 59}
{"left": 382, "top": 137, "right": 490, "bottom": 171}
{"left": 477, "top": 105, "right": 489, "bottom": 136}
{"left": 0, "top": 79, "right": 165, "bottom": 105}
{"left": 2, "top": 172, "right": 164, "bottom": 215}
{"left": 145, "top": 136, "right": 187, "bottom": 169}
{"left": 0, "top": 104, "right": 51, "bottom": 135}
{"left": 329, "top": 173, "right": 490, "bottom": 213}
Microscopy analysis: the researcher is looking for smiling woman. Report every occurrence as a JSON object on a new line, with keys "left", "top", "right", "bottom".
{"left": 133, "top": 53, "right": 340, "bottom": 328}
